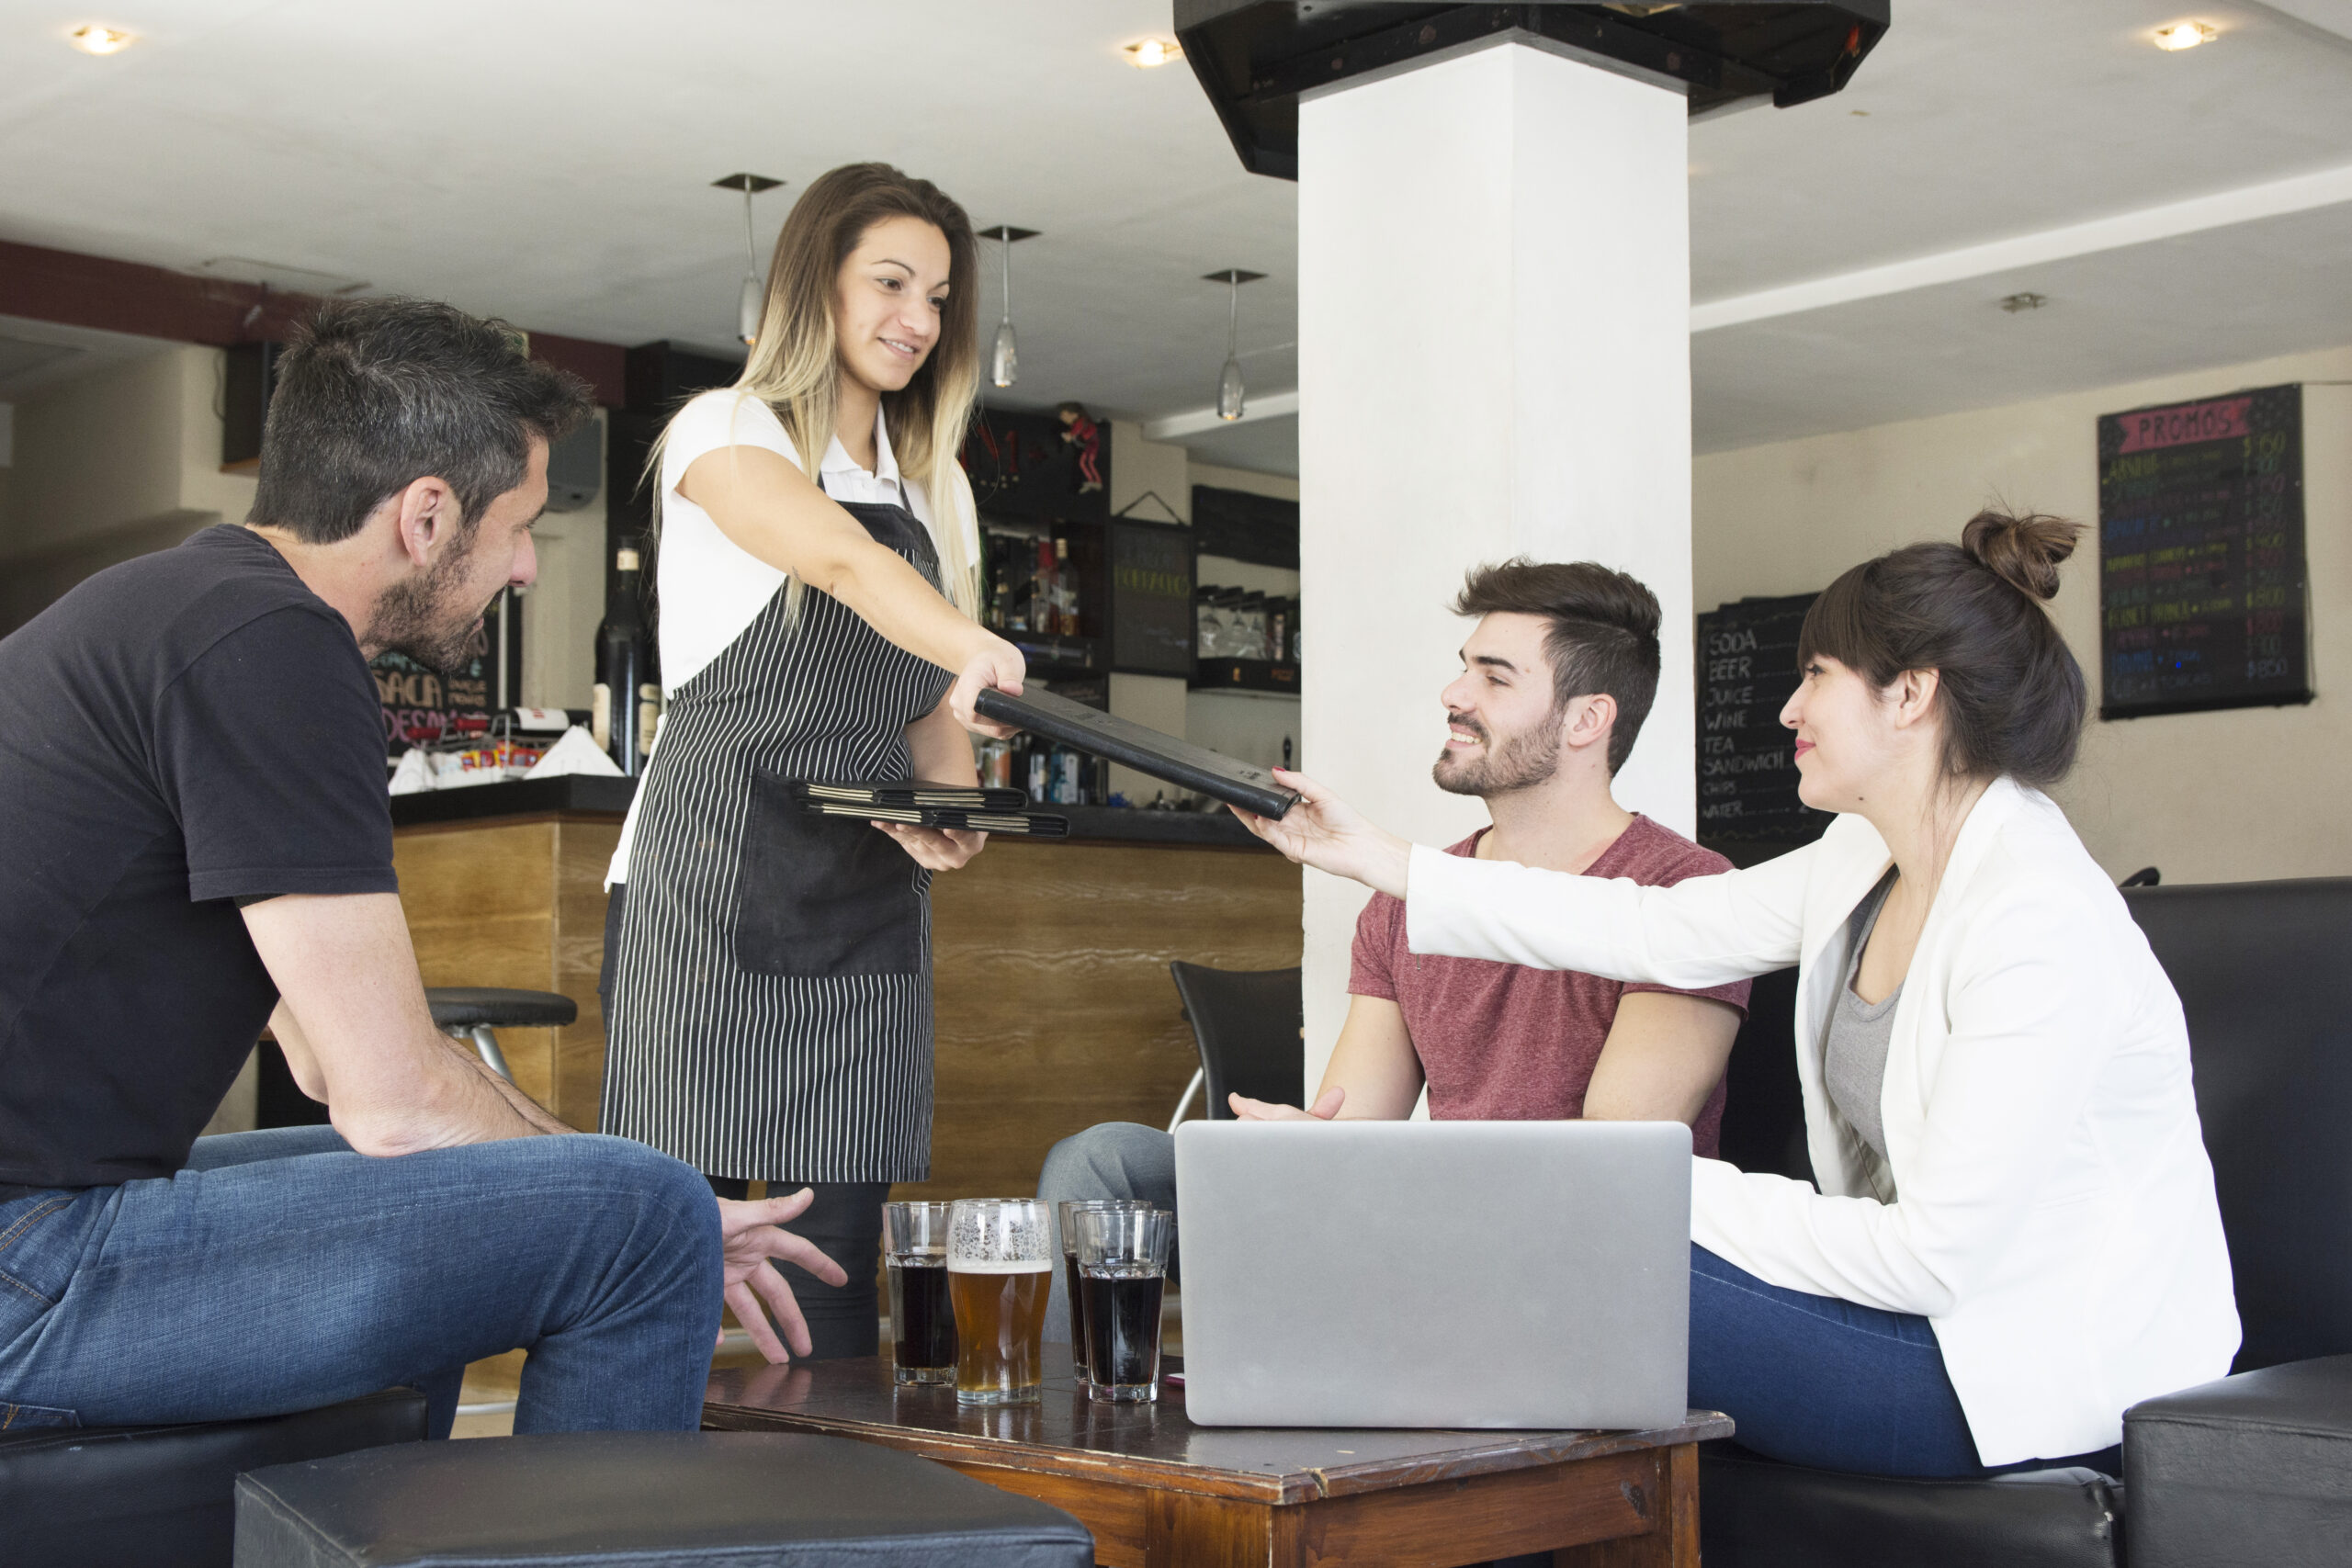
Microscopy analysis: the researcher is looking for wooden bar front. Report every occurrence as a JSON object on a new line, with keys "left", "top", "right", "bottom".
{"left": 390, "top": 795, "right": 1301, "bottom": 1197}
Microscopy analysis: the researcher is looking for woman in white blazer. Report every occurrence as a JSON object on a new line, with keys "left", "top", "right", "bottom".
{"left": 1242, "top": 513, "right": 2237, "bottom": 1476}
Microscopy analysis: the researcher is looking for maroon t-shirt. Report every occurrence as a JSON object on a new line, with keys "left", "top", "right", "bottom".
{"left": 1349, "top": 816, "right": 1749, "bottom": 1156}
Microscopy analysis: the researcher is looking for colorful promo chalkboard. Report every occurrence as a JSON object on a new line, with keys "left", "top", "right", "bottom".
{"left": 1695, "top": 592, "right": 1826, "bottom": 846}
{"left": 2098, "top": 384, "right": 2310, "bottom": 719}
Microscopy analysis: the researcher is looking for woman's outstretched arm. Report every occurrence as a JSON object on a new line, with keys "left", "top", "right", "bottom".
{"left": 1238, "top": 767, "right": 1817, "bottom": 987}
{"left": 682, "top": 445, "right": 1021, "bottom": 735}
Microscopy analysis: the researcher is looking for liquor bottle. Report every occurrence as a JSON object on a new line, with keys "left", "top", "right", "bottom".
{"left": 1029, "top": 537, "right": 1057, "bottom": 637}
{"left": 594, "top": 543, "right": 651, "bottom": 776}
{"left": 1053, "top": 536, "right": 1077, "bottom": 635}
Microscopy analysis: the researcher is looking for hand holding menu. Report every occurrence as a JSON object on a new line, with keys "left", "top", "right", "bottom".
{"left": 973, "top": 687, "right": 1299, "bottom": 819}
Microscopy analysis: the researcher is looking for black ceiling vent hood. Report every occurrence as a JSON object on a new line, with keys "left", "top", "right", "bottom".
{"left": 1174, "top": 2, "right": 1890, "bottom": 179}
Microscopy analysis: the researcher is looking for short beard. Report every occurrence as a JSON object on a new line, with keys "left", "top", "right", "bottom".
{"left": 1431, "top": 711, "right": 1563, "bottom": 798}
{"left": 367, "top": 525, "right": 486, "bottom": 674}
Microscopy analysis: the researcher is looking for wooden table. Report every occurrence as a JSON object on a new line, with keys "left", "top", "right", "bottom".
{"left": 706, "top": 1351, "right": 1730, "bottom": 1567}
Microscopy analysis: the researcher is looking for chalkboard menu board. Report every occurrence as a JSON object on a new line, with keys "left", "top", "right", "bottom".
{"left": 1696, "top": 592, "right": 1826, "bottom": 845}
{"left": 1108, "top": 519, "right": 1195, "bottom": 677}
{"left": 2098, "top": 383, "right": 2311, "bottom": 719}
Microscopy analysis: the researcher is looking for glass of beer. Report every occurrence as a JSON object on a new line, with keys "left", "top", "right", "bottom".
{"left": 1057, "top": 1199, "right": 1152, "bottom": 1384}
{"left": 882, "top": 1201, "right": 956, "bottom": 1386}
{"left": 947, "top": 1198, "right": 1053, "bottom": 1405}
{"left": 1073, "top": 1208, "right": 1175, "bottom": 1404}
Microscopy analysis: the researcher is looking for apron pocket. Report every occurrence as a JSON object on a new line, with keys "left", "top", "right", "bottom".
{"left": 732, "top": 771, "right": 923, "bottom": 976}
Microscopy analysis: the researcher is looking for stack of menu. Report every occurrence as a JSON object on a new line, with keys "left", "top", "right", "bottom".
{"left": 791, "top": 780, "right": 1068, "bottom": 839}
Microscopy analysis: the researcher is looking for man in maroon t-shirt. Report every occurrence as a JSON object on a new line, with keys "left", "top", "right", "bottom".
{"left": 1038, "top": 559, "right": 1747, "bottom": 1342}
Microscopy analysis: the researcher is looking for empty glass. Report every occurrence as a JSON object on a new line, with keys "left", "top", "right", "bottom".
{"left": 882, "top": 1201, "right": 956, "bottom": 1386}
{"left": 1073, "top": 1208, "right": 1175, "bottom": 1404}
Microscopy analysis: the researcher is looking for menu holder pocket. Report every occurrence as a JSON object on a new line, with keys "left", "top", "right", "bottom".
{"left": 732, "top": 771, "right": 922, "bottom": 976}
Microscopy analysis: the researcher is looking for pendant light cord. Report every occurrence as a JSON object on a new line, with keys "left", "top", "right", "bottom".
{"left": 1000, "top": 232, "right": 1014, "bottom": 324}
{"left": 1227, "top": 274, "right": 1239, "bottom": 356}
{"left": 742, "top": 187, "right": 758, "bottom": 272}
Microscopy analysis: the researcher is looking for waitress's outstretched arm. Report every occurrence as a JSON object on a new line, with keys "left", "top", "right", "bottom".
{"left": 681, "top": 443, "right": 1022, "bottom": 734}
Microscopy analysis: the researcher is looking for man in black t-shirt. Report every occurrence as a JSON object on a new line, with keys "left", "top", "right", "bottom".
{"left": 0, "top": 299, "right": 839, "bottom": 1436}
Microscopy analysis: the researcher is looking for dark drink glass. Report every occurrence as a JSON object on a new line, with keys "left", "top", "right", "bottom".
{"left": 1081, "top": 1271, "right": 1167, "bottom": 1395}
{"left": 882, "top": 1201, "right": 956, "bottom": 1386}
{"left": 1073, "top": 1208, "right": 1174, "bottom": 1404}
{"left": 1057, "top": 1199, "right": 1150, "bottom": 1384}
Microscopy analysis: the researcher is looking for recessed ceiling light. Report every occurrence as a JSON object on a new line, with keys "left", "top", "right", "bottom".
{"left": 1125, "top": 38, "right": 1182, "bottom": 68}
{"left": 2154, "top": 20, "right": 2217, "bottom": 51}
{"left": 68, "top": 23, "right": 136, "bottom": 54}
{"left": 1999, "top": 292, "right": 2049, "bottom": 313}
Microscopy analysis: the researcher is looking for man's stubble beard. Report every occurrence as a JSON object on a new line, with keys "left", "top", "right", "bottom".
{"left": 368, "top": 525, "right": 488, "bottom": 674}
{"left": 1431, "top": 710, "right": 1563, "bottom": 798}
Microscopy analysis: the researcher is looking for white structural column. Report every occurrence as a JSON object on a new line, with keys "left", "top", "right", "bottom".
{"left": 1296, "top": 41, "right": 1693, "bottom": 1087}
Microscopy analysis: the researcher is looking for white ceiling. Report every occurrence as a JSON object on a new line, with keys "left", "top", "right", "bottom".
{"left": 3, "top": 1, "right": 2351, "bottom": 470}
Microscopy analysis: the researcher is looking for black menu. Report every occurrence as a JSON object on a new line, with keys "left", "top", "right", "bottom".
{"left": 1695, "top": 592, "right": 1826, "bottom": 846}
{"left": 2098, "top": 384, "right": 2310, "bottom": 719}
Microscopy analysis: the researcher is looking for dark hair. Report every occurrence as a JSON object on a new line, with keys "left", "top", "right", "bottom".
{"left": 1453, "top": 559, "right": 1662, "bottom": 773}
{"left": 1797, "top": 510, "right": 2087, "bottom": 786}
{"left": 251, "top": 298, "right": 593, "bottom": 545}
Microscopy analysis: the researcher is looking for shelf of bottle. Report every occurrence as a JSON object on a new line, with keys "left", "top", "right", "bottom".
{"left": 1190, "top": 660, "right": 1301, "bottom": 694}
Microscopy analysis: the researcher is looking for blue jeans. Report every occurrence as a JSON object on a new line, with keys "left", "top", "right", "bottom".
{"left": 0, "top": 1127, "right": 722, "bottom": 1437}
{"left": 1692, "top": 1245, "right": 2120, "bottom": 1478}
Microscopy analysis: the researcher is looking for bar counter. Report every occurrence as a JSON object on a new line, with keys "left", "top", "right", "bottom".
{"left": 390, "top": 780, "right": 1301, "bottom": 1197}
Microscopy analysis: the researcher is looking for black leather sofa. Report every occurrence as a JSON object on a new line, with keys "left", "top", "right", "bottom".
{"left": 1701, "top": 875, "right": 2352, "bottom": 1566}
{"left": 0, "top": 1387, "right": 427, "bottom": 1567}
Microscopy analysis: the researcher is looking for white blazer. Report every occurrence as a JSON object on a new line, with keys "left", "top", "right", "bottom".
{"left": 1404, "top": 778, "right": 2238, "bottom": 1464}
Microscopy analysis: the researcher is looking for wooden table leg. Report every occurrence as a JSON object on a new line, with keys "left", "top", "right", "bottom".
{"left": 1147, "top": 1491, "right": 1305, "bottom": 1568}
{"left": 1552, "top": 1443, "right": 1698, "bottom": 1568}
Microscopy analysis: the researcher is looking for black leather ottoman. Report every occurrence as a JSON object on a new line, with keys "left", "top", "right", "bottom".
{"left": 1699, "top": 1441, "right": 2124, "bottom": 1568}
{"left": 2126, "top": 1353, "right": 2352, "bottom": 1568}
{"left": 234, "top": 1430, "right": 1097, "bottom": 1567}
{"left": 0, "top": 1387, "right": 427, "bottom": 1568}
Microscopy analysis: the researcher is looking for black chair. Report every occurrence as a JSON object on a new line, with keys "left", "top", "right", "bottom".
{"left": 232, "top": 1430, "right": 1097, "bottom": 1567}
{"left": 0, "top": 1387, "right": 425, "bottom": 1568}
{"left": 1701, "top": 876, "right": 2352, "bottom": 1565}
{"left": 1165, "top": 962, "right": 1302, "bottom": 1127}
{"left": 424, "top": 987, "right": 577, "bottom": 1083}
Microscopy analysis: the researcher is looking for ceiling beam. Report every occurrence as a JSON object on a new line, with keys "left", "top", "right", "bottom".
{"left": 1144, "top": 387, "right": 1300, "bottom": 441}
{"left": 1691, "top": 157, "right": 2352, "bottom": 333}
{"left": 0, "top": 238, "right": 627, "bottom": 406}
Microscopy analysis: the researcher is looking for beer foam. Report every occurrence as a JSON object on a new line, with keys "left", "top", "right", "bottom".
{"left": 947, "top": 1258, "right": 1051, "bottom": 1274}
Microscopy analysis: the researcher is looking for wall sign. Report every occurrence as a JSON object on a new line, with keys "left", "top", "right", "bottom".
{"left": 2098, "top": 383, "right": 2311, "bottom": 719}
{"left": 1695, "top": 592, "right": 1826, "bottom": 846}
{"left": 1107, "top": 519, "right": 1196, "bottom": 677}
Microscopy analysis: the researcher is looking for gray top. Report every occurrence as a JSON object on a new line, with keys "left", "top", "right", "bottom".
{"left": 1826, "top": 870, "right": 1902, "bottom": 1179}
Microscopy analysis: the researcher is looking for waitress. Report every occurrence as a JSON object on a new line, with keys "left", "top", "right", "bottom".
{"left": 601, "top": 162, "right": 1022, "bottom": 1359}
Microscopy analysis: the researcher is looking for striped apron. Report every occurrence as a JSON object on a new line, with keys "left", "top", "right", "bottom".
{"left": 600, "top": 486, "right": 953, "bottom": 1183}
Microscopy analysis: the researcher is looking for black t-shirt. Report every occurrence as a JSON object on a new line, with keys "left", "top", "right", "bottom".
{"left": 0, "top": 525, "right": 396, "bottom": 1187}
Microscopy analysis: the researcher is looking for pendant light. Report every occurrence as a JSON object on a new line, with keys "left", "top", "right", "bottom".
{"left": 712, "top": 173, "right": 784, "bottom": 347}
{"left": 978, "top": 226, "right": 1037, "bottom": 389}
{"left": 1204, "top": 269, "right": 1264, "bottom": 421}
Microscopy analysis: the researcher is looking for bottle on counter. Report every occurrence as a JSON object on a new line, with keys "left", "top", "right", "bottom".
{"left": 1053, "top": 536, "right": 1078, "bottom": 635}
{"left": 594, "top": 543, "right": 652, "bottom": 776}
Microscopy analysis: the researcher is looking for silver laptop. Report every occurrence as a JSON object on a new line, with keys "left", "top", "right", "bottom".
{"left": 1173, "top": 1120, "right": 1690, "bottom": 1429}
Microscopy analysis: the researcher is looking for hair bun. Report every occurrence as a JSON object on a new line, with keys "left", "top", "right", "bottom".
{"left": 1962, "top": 510, "right": 2080, "bottom": 603}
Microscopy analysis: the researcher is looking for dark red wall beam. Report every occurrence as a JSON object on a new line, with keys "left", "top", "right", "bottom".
{"left": 0, "top": 238, "right": 628, "bottom": 407}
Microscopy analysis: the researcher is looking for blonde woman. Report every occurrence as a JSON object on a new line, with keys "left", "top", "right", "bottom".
{"left": 600, "top": 164, "right": 1022, "bottom": 1359}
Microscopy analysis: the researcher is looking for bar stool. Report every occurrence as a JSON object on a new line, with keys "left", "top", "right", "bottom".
{"left": 424, "top": 987, "right": 577, "bottom": 1084}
